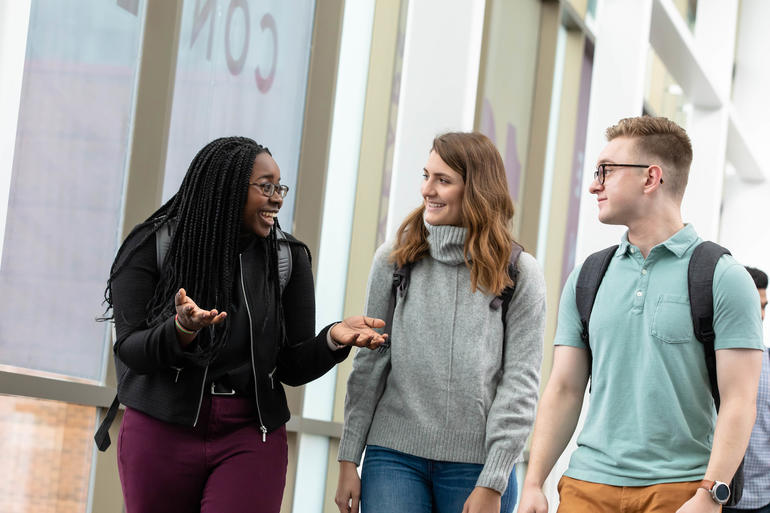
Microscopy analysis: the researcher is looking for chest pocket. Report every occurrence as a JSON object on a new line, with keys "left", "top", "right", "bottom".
{"left": 651, "top": 294, "right": 694, "bottom": 344}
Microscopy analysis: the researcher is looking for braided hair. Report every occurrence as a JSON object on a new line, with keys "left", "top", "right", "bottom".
{"left": 102, "top": 136, "right": 273, "bottom": 363}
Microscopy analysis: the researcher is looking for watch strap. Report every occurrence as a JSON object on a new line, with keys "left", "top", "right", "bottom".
{"left": 699, "top": 479, "right": 716, "bottom": 492}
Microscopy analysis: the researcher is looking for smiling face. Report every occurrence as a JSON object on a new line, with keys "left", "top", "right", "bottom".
{"left": 242, "top": 152, "right": 283, "bottom": 237}
{"left": 421, "top": 150, "right": 465, "bottom": 226}
{"left": 589, "top": 136, "right": 648, "bottom": 226}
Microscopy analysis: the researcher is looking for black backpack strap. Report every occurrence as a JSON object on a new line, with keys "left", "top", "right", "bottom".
{"left": 381, "top": 262, "right": 412, "bottom": 351}
{"left": 687, "top": 240, "right": 744, "bottom": 506}
{"left": 493, "top": 242, "right": 524, "bottom": 326}
{"left": 688, "top": 241, "right": 730, "bottom": 409}
{"left": 575, "top": 245, "right": 619, "bottom": 377}
{"left": 94, "top": 394, "right": 120, "bottom": 451}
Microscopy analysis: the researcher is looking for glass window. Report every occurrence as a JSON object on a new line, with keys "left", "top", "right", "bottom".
{"left": 0, "top": 0, "right": 146, "bottom": 382}
{"left": 475, "top": 0, "right": 541, "bottom": 236}
{"left": 644, "top": 46, "right": 692, "bottom": 129}
{"left": 161, "top": 0, "right": 317, "bottom": 232}
{"left": 672, "top": 0, "right": 698, "bottom": 32}
{"left": 0, "top": 395, "right": 95, "bottom": 513}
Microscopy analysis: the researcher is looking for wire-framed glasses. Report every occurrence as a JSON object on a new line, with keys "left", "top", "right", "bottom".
{"left": 249, "top": 182, "right": 289, "bottom": 198}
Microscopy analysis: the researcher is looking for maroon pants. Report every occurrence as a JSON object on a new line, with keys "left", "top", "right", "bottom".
{"left": 118, "top": 396, "right": 288, "bottom": 513}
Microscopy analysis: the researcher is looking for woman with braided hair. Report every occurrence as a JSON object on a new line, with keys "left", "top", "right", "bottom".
{"left": 101, "top": 136, "right": 387, "bottom": 513}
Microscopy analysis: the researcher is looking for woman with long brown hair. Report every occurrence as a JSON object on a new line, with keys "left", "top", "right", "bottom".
{"left": 335, "top": 132, "right": 546, "bottom": 513}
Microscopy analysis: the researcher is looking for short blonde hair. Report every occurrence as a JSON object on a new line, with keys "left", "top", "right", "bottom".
{"left": 606, "top": 116, "right": 692, "bottom": 197}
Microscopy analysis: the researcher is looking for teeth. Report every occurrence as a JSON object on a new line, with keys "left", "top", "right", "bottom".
{"left": 428, "top": 203, "right": 444, "bottom": 208}
{"left": 261, "top": 211, "right": 277, "bottom": 218}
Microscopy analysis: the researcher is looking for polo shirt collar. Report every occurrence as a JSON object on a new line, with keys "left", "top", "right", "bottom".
{"left": 616, "top": 224, "right": 699, "bottom": 259}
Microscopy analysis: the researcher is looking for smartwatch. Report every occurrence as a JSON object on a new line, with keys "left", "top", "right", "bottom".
{"left": 699, "top": 479, "right": 731, "bottom": 505}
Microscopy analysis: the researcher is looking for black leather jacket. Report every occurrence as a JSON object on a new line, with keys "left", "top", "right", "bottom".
{"left": 110, "top": 225, "right": 350, "bottom": 432}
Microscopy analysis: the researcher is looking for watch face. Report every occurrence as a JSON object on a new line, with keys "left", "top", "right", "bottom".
{"left": 714, "top": 483, "right": 730, "bottom": 503}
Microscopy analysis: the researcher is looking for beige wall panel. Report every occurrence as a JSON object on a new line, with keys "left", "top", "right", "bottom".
{"left": 540, "top": 30, "right": 586, "bottom": 388}
{"left": 293, "top": 0, "right": 345, "bottom": 266}
{"left": 520, "top": 1, "right": 561, "bottom": 252}
{"left": 90, "top": 410, "right": 125, "bottom": 513}
{"left": 323, "top": 438, "right": 343, "bottom": 513}
{"left": 564, "top": 0, "right": 589, "bottom": 18}
{"left": 475, "top": 0, "right": 541, "bottom": 237}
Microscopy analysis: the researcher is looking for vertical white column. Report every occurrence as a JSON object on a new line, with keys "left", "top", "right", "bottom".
{"left": 732, "top": 0, "right": 770, "bottom": 156}
{"left": 682, "top": 0, "right": 738, "bottom": 241}
{"left": 722, "top": 0, "right": 770, "bottom": 345}
{"left": 0, "top": 0, "right": 32, "bottom": 265}
{"left": 384, "top": 0, "right": 486, "bottom": 239}
{"left": 574, "top": 0, "right": 652, "bottom": 262}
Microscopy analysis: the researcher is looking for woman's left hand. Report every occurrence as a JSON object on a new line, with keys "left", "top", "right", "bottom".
{"left": 330, "top": 316, "right": 388, "bottom": 350}
{"left": 462, "top": 486, "right": 501, "bottom": 513}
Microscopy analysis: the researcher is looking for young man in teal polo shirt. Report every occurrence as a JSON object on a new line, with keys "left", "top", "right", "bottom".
{"left": 518, "top": 116, "right": 764, "bottom": 513}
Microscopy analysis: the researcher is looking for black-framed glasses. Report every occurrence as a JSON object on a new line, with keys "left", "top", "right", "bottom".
{"left": 249, "top": 182, "right": 289, "bottom": 198}
{"left": 593, "top": 163, "right": 657, "bottom": 185}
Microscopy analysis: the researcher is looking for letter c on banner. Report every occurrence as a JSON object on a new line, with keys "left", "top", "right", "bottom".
{"left": 225, "top": 0, "right": 250, "bottom": 75}
{"left": 255, "top": 13, "right": 277, "bottom": 93}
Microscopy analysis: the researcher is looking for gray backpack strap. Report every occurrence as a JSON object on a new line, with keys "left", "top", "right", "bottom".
{"left": 155, "top": 218, "right": 176, "bottom": 271}
{"left": 275, "top": 228, "right": 293, "bottom": 292}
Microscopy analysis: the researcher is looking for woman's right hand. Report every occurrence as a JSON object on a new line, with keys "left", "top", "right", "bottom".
{"left": 335, "top": 461, "right": 361, "bottom": 513}
{"left": 174, "top": 288, "right": 227, "bottom": 343}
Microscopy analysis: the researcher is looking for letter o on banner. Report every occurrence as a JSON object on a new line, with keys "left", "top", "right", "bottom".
{"left": 255, "top": 13, "right": 277, "bottom": 93}
{"left": 225, "top": 0, "right": 250, "bottom": 75}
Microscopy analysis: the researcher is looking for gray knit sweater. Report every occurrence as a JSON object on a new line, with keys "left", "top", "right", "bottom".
{"left": 338, "top": 223, "right": 546, "bottom": 494}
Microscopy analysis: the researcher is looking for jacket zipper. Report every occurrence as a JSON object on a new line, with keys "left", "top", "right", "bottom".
{"left": 193, "top": 364, "right": 208, "bottom": 427}
{"left": 240, "top": 253, "right": 268, "bottom": 442}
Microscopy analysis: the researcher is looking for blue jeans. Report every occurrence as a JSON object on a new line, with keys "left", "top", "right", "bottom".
{"left": 360, "top": 445, "right": 517, "bottom": 513}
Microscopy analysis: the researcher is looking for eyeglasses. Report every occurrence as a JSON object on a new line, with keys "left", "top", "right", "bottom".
{"left": 593, "top": 163, "right": 661, "bottom": 185}
{"left": 249, "top": 182, "right": 289, "bottom": 198}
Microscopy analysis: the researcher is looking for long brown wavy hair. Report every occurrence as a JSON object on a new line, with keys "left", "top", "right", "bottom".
{"left": 390, "top": 132, "right": 516, "bottom": 296}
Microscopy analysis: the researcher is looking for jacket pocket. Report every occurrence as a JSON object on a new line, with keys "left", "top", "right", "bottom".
{"left": 650, "top": 294, "right": 693, "bottom": 344}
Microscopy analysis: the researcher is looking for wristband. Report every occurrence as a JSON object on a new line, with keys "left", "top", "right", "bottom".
{"left": 175, "top": 314, "right": 199, "bottom": 335}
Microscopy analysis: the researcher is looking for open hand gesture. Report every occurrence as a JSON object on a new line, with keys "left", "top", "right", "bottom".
{"left": 330, "top": 316, "right": 388, "bottom": 350}
{"left": 174, "top": 288, "right": 227, "bottom": 333}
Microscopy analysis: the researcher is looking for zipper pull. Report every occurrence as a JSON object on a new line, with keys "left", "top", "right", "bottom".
{"left": 173, "top": 367, "right": 182, "bottom": 383}
{"left": 261, "top": 426, "right": 267, "bottom": 443}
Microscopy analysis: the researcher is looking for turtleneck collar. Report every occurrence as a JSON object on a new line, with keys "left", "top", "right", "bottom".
{"left": 425, "top": 221, "right": 467, "bottom": 265}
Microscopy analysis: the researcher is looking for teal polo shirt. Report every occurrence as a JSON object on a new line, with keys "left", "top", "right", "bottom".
{"left": 554, "top": 224, "right": 764, "bottom": 486}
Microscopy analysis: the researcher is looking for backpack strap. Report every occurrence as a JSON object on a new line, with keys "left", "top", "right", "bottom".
{"left": 491, "top": 242, "right": 524, "bottom": 327}
{"left": 94, "top": 395, "right": 120, "bottom": 451}
{"left": 687, "top": 241, "right": 730, "bottom": 409}
{"left": 687, "top": 240, "right": 744, "bottom": 505}
{"left": 575, "top": 245, "right": 619, "bottom": 378}
{"left": 381, "top": 262, "right": 412, "bottom": 351}
{"left": 275, "top": 227, "right": 293, "bottom": 293}
{"left": 155, "top": 217, "right": 175, "bottom": 271}
{"left": 155, "top": 221, "right": 293, "bottom": 293}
